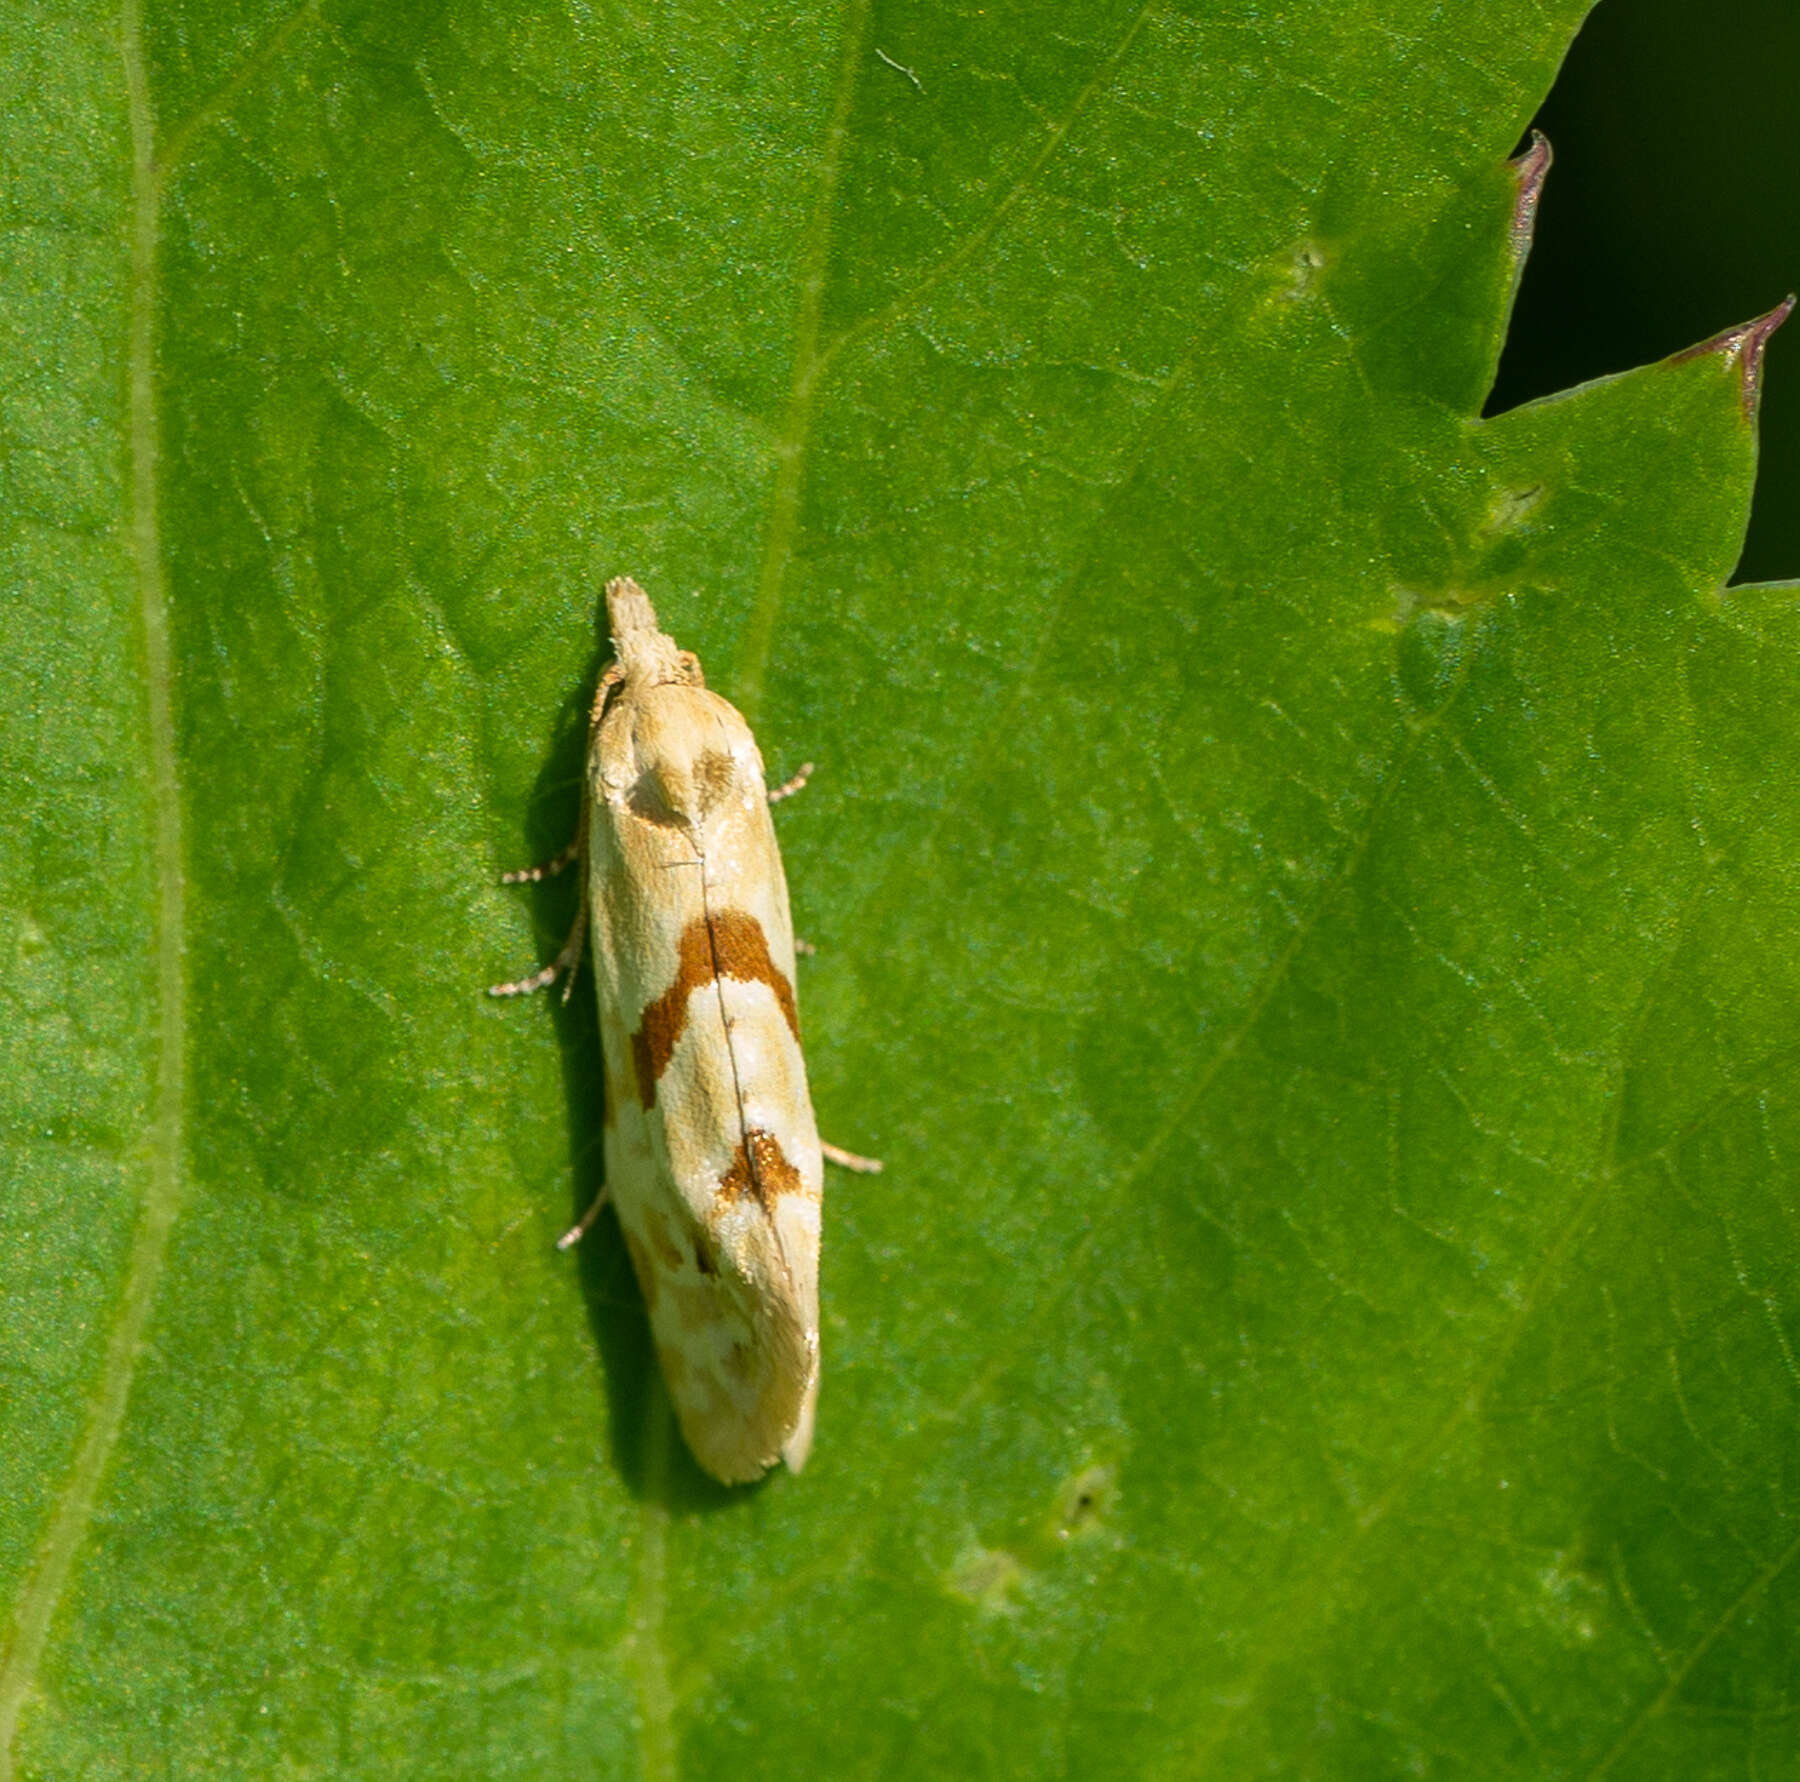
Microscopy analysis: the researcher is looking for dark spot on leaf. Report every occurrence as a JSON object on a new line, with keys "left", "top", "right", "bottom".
{"left": 1283, "top": 238, "right": 1329, "bottom": 300}
{"left": 1483, "top": 483, "right": 1544, "bottom": 536}
{"left": 1053, "top": 1463, "right": 1118, "bottom": 1540}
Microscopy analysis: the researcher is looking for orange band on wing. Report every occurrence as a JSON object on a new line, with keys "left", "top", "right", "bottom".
{"left": 630, "top": 911, "right": 800, "bottom": 1107}
{"left": 714, "top": 1128, "right": 807, "bottom": 1212}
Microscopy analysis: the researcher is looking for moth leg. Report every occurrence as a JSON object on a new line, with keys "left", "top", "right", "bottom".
{"left": 490, "top": 794, "right": 591, "bottom": 998}
{"left": 766, "top": 761, "right": 813, "bottom": 804}
{"left": 590, "top": 661, "right": 626, "bottom": 721}
{"left": 820, "top": 1139, "right": 883, "bottom": 1174}
{"left": 555, "top": 1184, "right": 612, "bottom": 1252}
{"left": 488, "top": 892, "right": 589, "bottom": 999}
{"left": 500, "top": 839, "right": 579, "bottom": 884}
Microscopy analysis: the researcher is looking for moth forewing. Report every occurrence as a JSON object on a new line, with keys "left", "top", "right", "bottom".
{"left": 580, "top": 579, "right": 825, "bottom": 1484}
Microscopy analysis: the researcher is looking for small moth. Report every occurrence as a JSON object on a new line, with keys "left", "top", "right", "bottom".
{"left": 493, "top": 578, "right": 878, "bottom": 1484}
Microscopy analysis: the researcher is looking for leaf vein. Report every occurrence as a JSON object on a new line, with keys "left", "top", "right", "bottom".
{"left": 1588, "top": 1527, "right": 1800, "bottom": 1778}
{"left": 156, "top": 0, "right": 323, "bottom": 187}
{"left": 733, "top": 0, "right": 875, "bottom": 719}
{"left": 810, "top": 0, "right": 1163, "bottom": 398}
{"left": 0, "top": 7, "right": 187, "bottom": 1769}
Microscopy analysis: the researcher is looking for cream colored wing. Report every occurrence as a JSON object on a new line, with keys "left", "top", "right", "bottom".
{"left": 585, "top": 593, "right": 824, "bottom": 1483}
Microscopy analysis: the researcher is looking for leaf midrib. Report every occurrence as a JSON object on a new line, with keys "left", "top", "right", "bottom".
{"left": 0, "top": 2, "right": 186, "bottom": 1770}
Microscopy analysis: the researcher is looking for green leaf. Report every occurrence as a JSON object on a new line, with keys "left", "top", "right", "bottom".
{"left": 5, "top": 1, "right": 1798, "bottom": 1775}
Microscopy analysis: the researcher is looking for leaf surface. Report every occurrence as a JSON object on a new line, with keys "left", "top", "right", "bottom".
{"left": 4, "top": 1, "right": 1798, "bottom": 1776}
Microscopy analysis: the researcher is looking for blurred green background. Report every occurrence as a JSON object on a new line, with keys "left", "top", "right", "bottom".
{"left": 1495, "top": 0, "right": 1798, "bottom": 583}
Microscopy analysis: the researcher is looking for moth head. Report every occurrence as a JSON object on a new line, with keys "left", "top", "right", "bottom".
{"left": 606, "top": 576, "right": 706, "bottom": 689}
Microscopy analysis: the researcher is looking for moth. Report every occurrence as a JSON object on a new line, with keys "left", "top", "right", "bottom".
{"left": 492, "top": 578, "right": 878, "bottom": 1484}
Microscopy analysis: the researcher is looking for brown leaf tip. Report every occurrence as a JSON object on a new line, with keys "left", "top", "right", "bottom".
{"left": 1508, "top": 130, "right": 1552, "bottom": 261}
{"left": 1673, "top": 295, "right": 1795, "bottom": 420}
